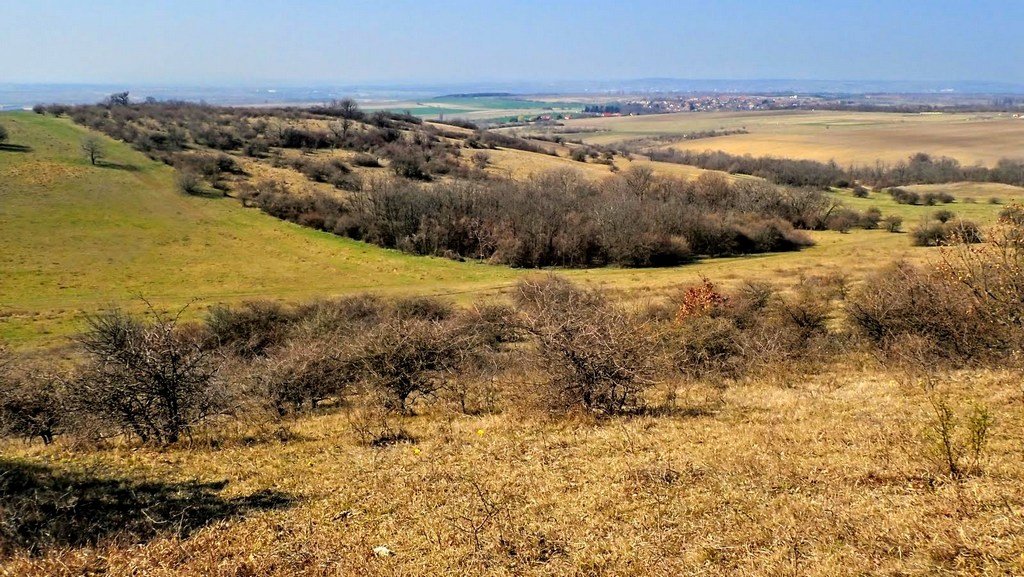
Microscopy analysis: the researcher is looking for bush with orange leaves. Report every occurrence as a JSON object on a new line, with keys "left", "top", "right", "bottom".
{"left": 675, "top": 278, "right": 730, "bottom": 321}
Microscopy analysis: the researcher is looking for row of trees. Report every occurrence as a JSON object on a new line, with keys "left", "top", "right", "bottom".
{"left": 644, "top": 148, "right": 1024, "bottom": 189}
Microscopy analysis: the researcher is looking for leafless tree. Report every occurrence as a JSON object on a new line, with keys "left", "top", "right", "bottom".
{"left": 354, "top": 317, "right": 475, "bottom": 413}
{"left": 105, "top": 91, "right": 130, "bottom": 107}
{"left": 81, "top": 135, "right": 104, "bottom": 166}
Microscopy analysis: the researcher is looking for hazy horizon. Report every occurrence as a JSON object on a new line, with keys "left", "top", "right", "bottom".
{"left": 2, "top": 0, "right": 1022, "bottom": 86}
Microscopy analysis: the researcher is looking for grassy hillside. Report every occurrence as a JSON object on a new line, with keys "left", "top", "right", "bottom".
{"left": 0, "top": 113, "right": 518, "bottom": 346}
{"left": 1, "top": 112, "right": 1010, "bottom": 348}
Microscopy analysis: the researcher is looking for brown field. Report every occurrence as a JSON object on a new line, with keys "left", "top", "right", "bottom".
{"left": 480, "top": 146, "right": 712, "bottom": 181}
{"left": 564, "top": 110, "right": 1024, "bottom": 167}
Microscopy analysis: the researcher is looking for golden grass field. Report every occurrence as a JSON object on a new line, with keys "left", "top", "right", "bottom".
{"left": 564, "top": 110, "right": 1024, "bottom": 167}
{"left": 3, "top": 367, "right": 1023, "bottom": 576}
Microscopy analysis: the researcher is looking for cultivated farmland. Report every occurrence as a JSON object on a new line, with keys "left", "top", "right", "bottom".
{"left": 563, "top": 110, "right": 1024, "bottom": 167}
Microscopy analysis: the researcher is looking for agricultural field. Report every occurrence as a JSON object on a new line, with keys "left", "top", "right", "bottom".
{"left": 563, "top": 110, "right": 1024, "bottom": 167}
{"left": 366, "top": 95, "right": 583, "bottom": 122}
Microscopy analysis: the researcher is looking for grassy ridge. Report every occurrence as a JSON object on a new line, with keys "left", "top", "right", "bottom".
{"left": 0, "top": 113, "right": 517, "bottom": 346}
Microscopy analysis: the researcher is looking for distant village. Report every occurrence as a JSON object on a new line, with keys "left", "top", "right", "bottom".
{"left": 581, "top": 94, "right": 828, "bottom": 117}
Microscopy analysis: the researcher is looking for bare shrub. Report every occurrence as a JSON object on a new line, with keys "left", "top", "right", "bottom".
{"left": 911, "top": 220, "right": 949, "bottom": 246}
{"left": 514, "top": 276, "right": 659, "bottom": 415}
{"left": 70, "top": 309, "right": 226, "bottom": 444}
{"left": 937, "top": 207, "right": 1024, "bottom": 342}
{"left": 471, "top": 151, "right": 489, "bottom": 169}
{"left": 393, "top": 295, "right": 454, "bottom": 321}
{"left": 826, "top": 209, "right": 859, "bottom": 233}
{"left": 882, "top": 215, "right": 904, "bottom": 232}
{"left": 457, "top": 303, "right": 524, "bottom": 349}
{"left": 291, "top": 294, "right": 388, "bottom": 338}
{"left": 847, "top": 262, "right": 999, "bottom": 362}
{"left": 774, "top": 284, "right": 831, "bottom": 345}
{"left": 668, "top": 316, "right": 746, "bottom": 381}
{"left": 353, "top": 318, "right": 476, "bottom": 412}
{"left": 902, "top": 371, "right": 996, "bottom": 480}
{"left": 353, "top": 153, "right": 382, "bottom": 167}
{"left": 204, "top": 300, "right": 295, "bottom": 358}
{"left": 859, "top": 206, "right": 882, "bottom": 229}
{"left": 925, "top": 392, "right": 993, "bottom": 480}
{"left": 250, "top": 339, "right": 354, "bottom": 416}
{"left": 177, "top": 170, "right": 205, "bottom": 195}
{"left": 0, "top": 350, "right": 66, "bottom": 444}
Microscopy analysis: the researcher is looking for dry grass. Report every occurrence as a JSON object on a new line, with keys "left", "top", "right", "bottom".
{"left": 565, "top": 110, "right": 1024, "bottom": 168}
{"left": 2, "top": 366, "right": 1023, "bottom": 575}
{"left": 480, "top": 146, "right": 712, "bottom": 182}
{"left": 903, "top": 182, "right": 1024, "bottom": 203}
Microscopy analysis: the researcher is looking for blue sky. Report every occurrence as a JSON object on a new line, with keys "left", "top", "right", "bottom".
{"left": 1, "top": 0, "right": 1021, "bottom": 85}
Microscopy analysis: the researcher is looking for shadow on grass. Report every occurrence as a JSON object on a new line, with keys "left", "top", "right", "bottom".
{"left": 0, "top": 458, "right": 293, "bottom": 557}
{"left": 0, "top": 144, "right": 32, "bottom": 153}
{"left": 96, "top": 160, "right": 140, "bottom": 171}
{"left": 185, "top": 188, "right": 229, "bottom": 199}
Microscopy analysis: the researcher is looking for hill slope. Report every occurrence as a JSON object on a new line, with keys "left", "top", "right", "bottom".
{"left": 0, "top": 113, "right": 516, "bottom": 346}
{"left": 3, "top": 113, "right": 1011, "bottom": 347}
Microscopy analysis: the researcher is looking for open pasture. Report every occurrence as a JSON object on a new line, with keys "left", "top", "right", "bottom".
{"left": 0, "top": 113, "right": 517, "bottom": 346}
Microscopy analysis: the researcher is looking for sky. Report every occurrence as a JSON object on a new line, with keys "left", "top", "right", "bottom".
{"left": 1, "top": 0, "right": 1022, "bottom": 86}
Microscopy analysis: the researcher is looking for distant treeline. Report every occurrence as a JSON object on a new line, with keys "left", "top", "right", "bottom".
{"left": 242, "top": 170, "right": 830, "bottom": 268}
{"left": 583, "top": 104, "right": 622, "bottom": 114}
{"left": 620, "top": 129, "right": 749, "bottom": 148}
{"left": 643, "top": 148, "right": 1024, "bottom": 189}
{"left": 807, "top": 100, "right": 1024, "bottom": 113}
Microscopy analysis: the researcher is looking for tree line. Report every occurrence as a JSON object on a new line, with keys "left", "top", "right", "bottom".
{"left": 643, "top": 148, "right": 1024, "bottom": 189}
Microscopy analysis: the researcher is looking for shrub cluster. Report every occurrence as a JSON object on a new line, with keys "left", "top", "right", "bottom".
{"left": 36, "top": 99, "right": 470, "bottom": 183}
{"left": 466, "top": 130, "right": 555, "bottom": 155}
{"left": 243, "top": 169, "right": 821, "bottom": 268}
{"left": 889, "top": 187, "right": 955, "bottom": 205}
{"left": 910, "top": 217, "right": 982, "bottom": 247}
